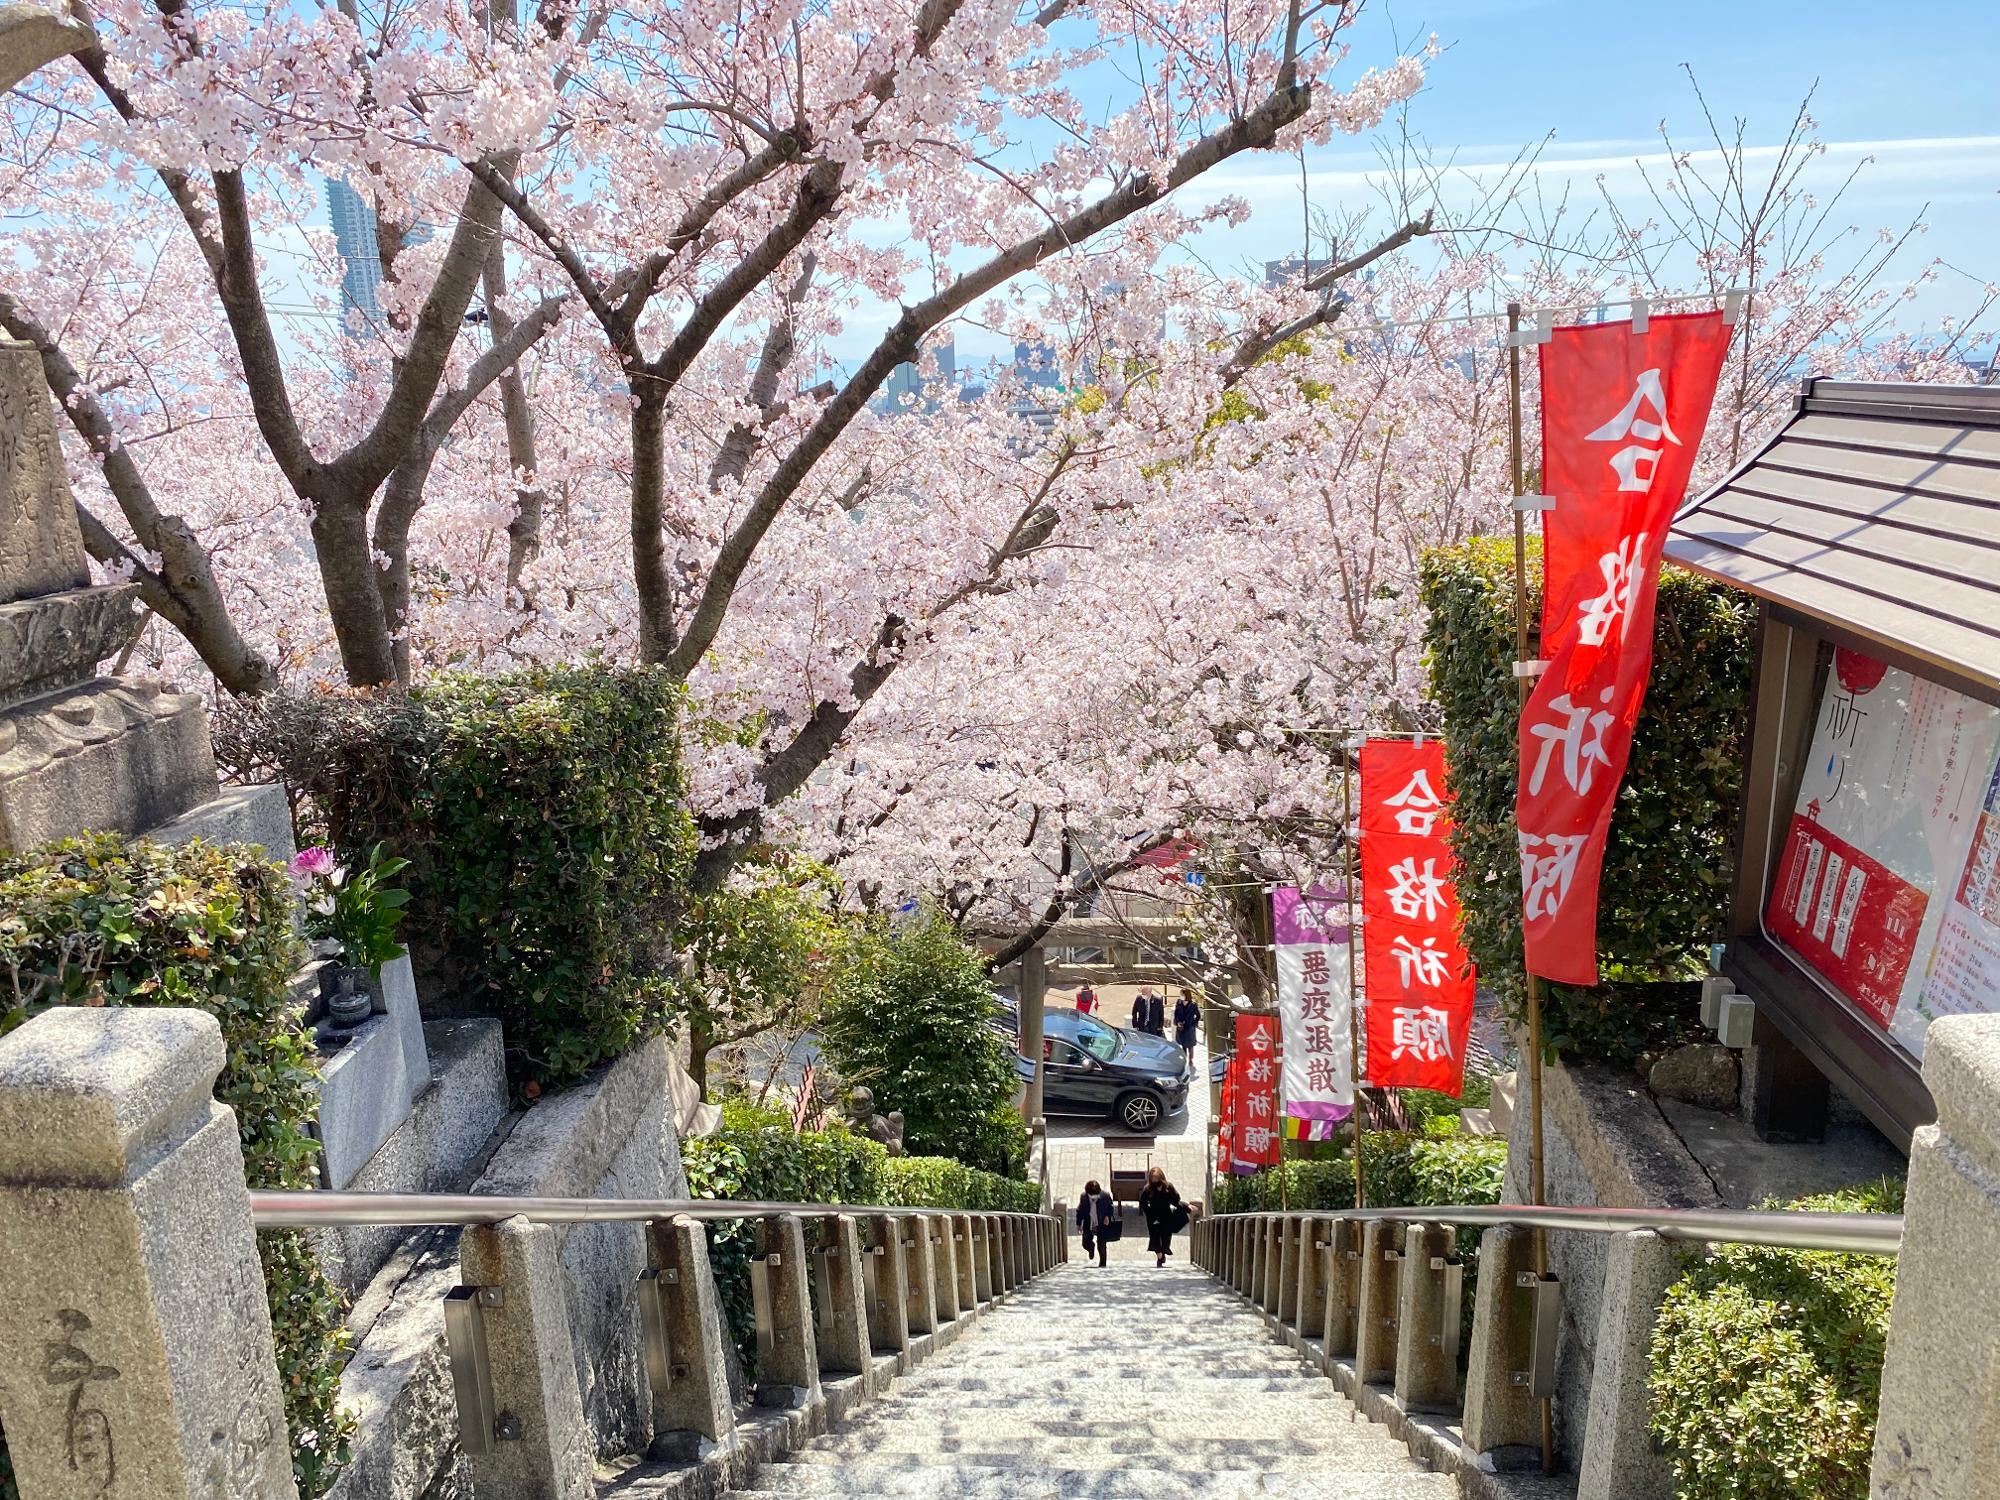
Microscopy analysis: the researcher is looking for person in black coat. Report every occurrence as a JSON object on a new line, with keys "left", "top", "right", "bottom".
{"left": 1130, "top": 991, "right": 1166, "bottom": 1035}
{"left": 1172, "top": 991, "right": 1202, "bottom": 1051}
{"left": 1136, "top": 1166, "right": 1184, "bottom": 1267}
{"left": 1074, "top": 1180, "right": 1120, "bottom": 1267}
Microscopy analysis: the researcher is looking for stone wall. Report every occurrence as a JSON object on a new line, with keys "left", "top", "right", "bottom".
{"left": 1499, "top": 1053, "right": 1721, "bottom": 1467}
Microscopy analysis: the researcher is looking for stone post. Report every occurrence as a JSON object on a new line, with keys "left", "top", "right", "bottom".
{"left": 751, "top": 1214, "right": 820, "bottom": 1408}
{"left": 457, "top": 1218, "right": 595, "bottom": 1500}
{"left": 1393, "top": 1222, "right": 1462, "bottom": 1414}
{"left": 1247, "top": 1217, "right": 1266, "bottom": 1305}
{"left": 1277, "top": 1217, "right": 1301, "bottom": 1326}
{"left": 1262, "top": 1215, "right": 1284, "bottom": 1316}
{"left": 1870, "top": 1014, "right": 2000, "bottom": 1500}
{"left": 641, "top": 1216, "right": 736, "bottom": 1461}
{"left": 929, "top": 1218, "right": 960, "bottom": 1327}
{"left": 1462, "top": 1225, "right": 1545, "bottom": 1461}
{"left": 969, "top": 1216, "right": 993, "bottom": 1304}
{"left": 863, "top": 1216, "right": 911, "bottom": 1361}
{"left": 1296, "top": 1216, "right": 1327, "bottom": 1345}
{"left": 0, "top": 1008, "right": 298, "bottom": 1500}
{"left": 952, "top": 1216, "right": 979, "bottom": 1318}
{"left": 1577, "top": 1231, "right": 1679, "bottom": 1500}
{"left": 1355, "top": 1219, "right": 1404, "bottom": 1386}
{"left": 902, "top": 1215, "right": 938, "bottom": 1337}
{"left": 1321, "top": 1219, "right": 1363, "bottom": 1360}
{"left": 814, "top": 1215, "right": 871, "bottom": 1381}
{"left": 0, "top": 4, "right": 93, "bottom": 92}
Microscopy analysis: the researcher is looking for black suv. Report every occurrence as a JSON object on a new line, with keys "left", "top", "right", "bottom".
{"left": 1013, "top": 1010, "right": 1191, "bottom": 1133}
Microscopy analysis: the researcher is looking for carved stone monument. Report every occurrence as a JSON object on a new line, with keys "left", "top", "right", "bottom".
{"left": 0, "top": 339, "right": 218, "bottom": 850}
{"left": 0, "top": 1006, "right": 299, "bottom": 1499}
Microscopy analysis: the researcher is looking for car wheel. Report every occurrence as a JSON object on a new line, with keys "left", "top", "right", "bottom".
{"left": 1116, "top": 1091, "right": 1163, "bottom": 1132}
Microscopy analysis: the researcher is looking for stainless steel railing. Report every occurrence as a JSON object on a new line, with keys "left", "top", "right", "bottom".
{"left": 1207, "top": 1202, "right": 1902, "bottom": 1255}
{"left": 248, "top": 1189, "right": 1051, "bottom": 1228}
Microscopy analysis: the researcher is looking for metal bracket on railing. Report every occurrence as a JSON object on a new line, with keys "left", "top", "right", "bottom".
{"left": 1433, "top": 1256, "right": 1465, "bottom": 1368}
{"left": 636, "top": 1267, "right": 676, "bottom": 1395}
{"left": 443, "top": 1285, "right": 505, "bottom": 1455}
{"left": 1513, "top": 1271, "right": 1562, "bottom": 1399}
{"left": 749, "top": 1254, "right": 777, "bottom": 1365}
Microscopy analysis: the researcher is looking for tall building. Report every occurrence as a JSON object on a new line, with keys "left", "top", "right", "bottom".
{"left": 325, "top": 179, "right": 384, "bottom": 327}
{"left": 1264, "top": 255, "right": 1332, "bottom": 289}
{"left": 874, "top": 337, "right": 957, "bottom": 413}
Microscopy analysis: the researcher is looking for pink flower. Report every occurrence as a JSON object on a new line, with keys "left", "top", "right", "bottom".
{"left": 290, "top": 846, "right": 336, "bottom": 881}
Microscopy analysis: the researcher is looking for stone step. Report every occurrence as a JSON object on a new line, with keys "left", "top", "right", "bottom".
{"left": 787, "top": 1441, "right": 1425, "bottom": 1472}
{"left": 728, "top": 1463, "right": 1456, "bottom": 1499}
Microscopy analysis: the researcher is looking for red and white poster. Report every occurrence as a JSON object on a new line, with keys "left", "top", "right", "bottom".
{"left": 1518, "top": 311, "right": 1732, "bottom": 983}
{"left": 1359, "top": 739, "right": 1477, "bottom": 1095}
{"left": 1273, "top": 885, "right": 1352, "bottom": 1139}
{"left": 1766, "top": 647, "right": 2000, "bottom": 1058}
{"left": 1228, "top": 1013, "right": 1281, "bottom": 1169}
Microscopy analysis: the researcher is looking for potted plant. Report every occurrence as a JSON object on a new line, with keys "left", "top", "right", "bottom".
{"left": 290, "top": 843, "right": 412, "bottom": 1036}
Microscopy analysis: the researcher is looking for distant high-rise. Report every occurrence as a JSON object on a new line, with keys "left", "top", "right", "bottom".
{"left": 1264, "top": 255, "right": 1331, "bottom": 289}
{"left": 326, "top": 179, "right": 384, "bottom": 327}
{"left": 1012, "top": 341, "right": 1062, "bottom": 390}
{"left": 874, "top": 337, "right": 957, "bottom": 413}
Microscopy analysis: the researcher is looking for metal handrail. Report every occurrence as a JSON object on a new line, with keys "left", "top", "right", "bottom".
{"left": 1211, "top": 1202, "right": 1902, "bottom": 1255}
{"left": 248, "top": 1190, "right": 1052, "bottom": 1229}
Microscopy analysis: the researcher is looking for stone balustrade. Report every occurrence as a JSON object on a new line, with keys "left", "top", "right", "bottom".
{"left": 1194, "top": 1013, "right": 2000, "bottom": 1500}
{"left": 0, "top": 1004, "right": 1066, "bottom": 1500}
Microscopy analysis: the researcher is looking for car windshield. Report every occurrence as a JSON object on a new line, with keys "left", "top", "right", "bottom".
{"left": 1074, "top": 1015, "right": 1120, "bottom": 1062}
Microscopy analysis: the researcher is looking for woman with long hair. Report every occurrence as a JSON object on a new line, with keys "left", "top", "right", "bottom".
{"left": 1136, "top": 1166, "right": 1184, "bottom": 1268}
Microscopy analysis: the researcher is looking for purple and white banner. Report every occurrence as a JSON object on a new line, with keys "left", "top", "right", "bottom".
{"left": 1273, "top": 884, "right": 1354, "bottom": 1139}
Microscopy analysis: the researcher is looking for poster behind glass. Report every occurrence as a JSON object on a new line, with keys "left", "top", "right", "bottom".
{"left": 1764, "top": 647, "right": 2000, "bottom": 1060}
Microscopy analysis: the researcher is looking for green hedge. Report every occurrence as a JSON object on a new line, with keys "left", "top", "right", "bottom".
{"left": 683, "top": 1102, "right": 1040, "bottom": 1370}
{"left": 217, "top": 667, "right": 698, "bottom": 1094}
{"left": 0, "top": 834, "right": 352, "bottom": 1499}
{"left": 1210, "top": 1130, "right": 1507, "bottom": 1214}
{"left": 816, "top": 915, "right": 1026, "bottom": 1173}
{"left": 1418, "top": 537, "right": 1755, "bottom": 1066}
{"left": 1649, "top": 1180, "right": 1903, "bottom": 1500}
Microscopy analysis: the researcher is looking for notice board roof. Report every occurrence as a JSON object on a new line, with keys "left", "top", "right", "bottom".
{"left": 1666, "top": 378, "right": 2000, "bottom": 693}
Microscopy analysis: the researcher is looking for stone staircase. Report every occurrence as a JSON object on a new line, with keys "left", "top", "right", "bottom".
{"left": 726, "top": 1258, "right": 1458, "bottom": 1499}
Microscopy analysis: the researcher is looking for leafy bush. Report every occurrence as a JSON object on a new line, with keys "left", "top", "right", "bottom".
{"left": 1209, "top": 1131, "right": 1507, "bottom": 1213}
{"left": 815, "top": 914, "right": 1024, "bottom": 1173}
{"left": 0, "top": 833, "right": 352, "bottom": 1498}
{"left": 683, "top": 1101, "right": 1039, "bottom": 1368}
{"left": 217, "top": 667, "right": 698, "bottom": 1094}
{"left": 1649, "top": 1180, "right": 1904, "bottom": 1500}
{"left": 1418, "top": 537, "right": 1754, "bottom": 1066}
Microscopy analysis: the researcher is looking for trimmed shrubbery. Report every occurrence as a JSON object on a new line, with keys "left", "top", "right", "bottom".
{"left": 1648, "top": 1180, "right": 1903, "bottom": 1500}
{"left": 0, "top": 833, "right": 352, "bottom": 1499}
{"left": 1209, "top": 1130, "right": 1508, "bottom": 1214}
{"left": 217, "top": 666, "right": 698, "bottom": 1094}
{"left": 815, "top": 914, "right": 1028, "bottom": 1175}
{"left": 683, "top": 1101, "right": 1040, "bottom": 1369}
{"left": 1418, "top": 536, "right": 1755, "bottom": 1067}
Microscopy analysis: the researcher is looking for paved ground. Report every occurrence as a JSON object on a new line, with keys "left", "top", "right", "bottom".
{"left": 1046, "top": 1030, "right": 1213, "bottom": 1219}
{"left": 725, "top": 1258, "right": 1456, "bottom": 1499}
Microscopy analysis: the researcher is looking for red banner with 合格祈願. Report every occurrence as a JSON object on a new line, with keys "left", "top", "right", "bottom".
{"left": 1229, "top": 1013, "right": 1281, "bottom": 1168}
{"left": 1358, "top": 738, "right": 1477, "bottom": 1096}
{"left": 1537, "top": 312, "right": 1734, "bottom": 667}
{"left": 1519, "top": 312, "right": 1731, "bottom": 985}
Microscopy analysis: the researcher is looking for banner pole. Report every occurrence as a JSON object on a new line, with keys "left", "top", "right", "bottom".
{"left": 1343, "top": 741, "right": 1367, "bottom": 1211}
{"left": 1508, "top": 299, "right": 1557, "bottom": 1477}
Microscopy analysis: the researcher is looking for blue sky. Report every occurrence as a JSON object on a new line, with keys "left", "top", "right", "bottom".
{"left": 939, "top": 0, "right": 2000, "bottom": 368}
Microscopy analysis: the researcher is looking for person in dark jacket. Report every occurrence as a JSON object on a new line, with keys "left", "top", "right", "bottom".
{"left": 1172, "top": 991, "right": 1202, "bottom": 1051}
{"left": 1074, "top": 1180, "right": 1120, "bottom": 1267}
{"left": 1136, "top": 1166, "right": 1184, "bottom": 1267}
{"left": 1130, "top": 991, "right": 1166, "bottom": 1035}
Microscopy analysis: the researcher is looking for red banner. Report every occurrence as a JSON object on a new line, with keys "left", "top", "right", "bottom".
{"left": 1519, "top": 313, "right": 1730, "bottom": 983}
{"left": 1229, "top": 1013, "right": 1281, "bottom": 1167}
{"left": 1359, "top": 739, "right": 1477, "bottom": 1095}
